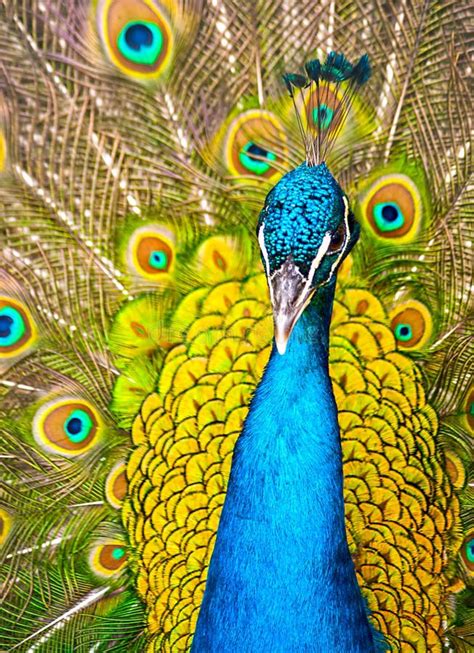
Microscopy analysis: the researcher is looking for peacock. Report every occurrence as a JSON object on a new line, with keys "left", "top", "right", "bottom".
{"left": 0, "top": 0, "right": 472, "bottom": 652}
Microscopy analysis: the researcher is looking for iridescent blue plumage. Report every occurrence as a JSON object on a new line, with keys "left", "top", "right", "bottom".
{"left": 193, "top": 159, "right": 382, "bottom": 650}
{"left": 258, "top": 162, "right": 358, "bottom": 277}
{"left": 192, "top": 53, "right": 382, "bottom": 652}
{"left": 192, "top": 288, "right": 380, "bottom": 653}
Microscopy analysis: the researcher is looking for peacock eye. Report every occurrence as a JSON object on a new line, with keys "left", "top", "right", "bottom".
{"left": 389, "top": 300, "right": 432, "bottom": 350}
{"left": 148, "top": 249, "right": 168, "bottom": 270}
{"left": 360, "top": 174, "right": 422, "bottom": 242}
{"left": 127, "top": 227, "right": 175, "bottom": 280}
{"left": 306, "top": 87, "right": 343, "bottom": 134}
{"left": 313, "top": 104, "right": 334, "bottom": 130}
{"left": 33, "top": 398, "right": 102, "bottom": 456}
{"left": 0, "top": 298, "right": 36, "bottom": 358}
{"left": 467, "top": 538, "right": 474, "bottom": 563}
{"left": 239, "top": 142, "right": 277, "bottom": 175}
{"left": 97, "top": 0, "right": 173, "bottom": 79}
{"left": 89, "top": 542, "right": 128, "bottom": 577}
{"left": 327, "top": 223, "right": 346, "bottom": 254}
{"left": 224, "top": 110, "right": 287, "bottom": 180}
{"left": 394, "top": 323, "right": 412, "bottom": 341}
{"left": 373, "top": 201, "right": 405, "bottom": 232}
{"left": 461, "top": 532, "right": 474, "bottom": 572}
{"left": 64, "top": 409, "right": 94, "bottom": 443}
{"left": 105, "top": 462, "right": 128, "bottom": 510}
{"left": 0, "top": 306, "right": 25, "bottom": 347}
{"left": 117, "top": 21, "right": 163, "bottom": 66}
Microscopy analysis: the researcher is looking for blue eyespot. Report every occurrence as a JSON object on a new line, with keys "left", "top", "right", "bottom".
{"left": 0, "top": 307, "right": 25, "bottom": 347}
{"left": 312, "top": 104, "right": 334, "bottom": 130}
{"left": 64, "top": 409, "right": 94, "bottom": 444}
{"left": 112, "top": 546, "right": 126, "bottom": 560}
{"left": 90, "top": 542, "right": 128, "bottom": 576}
{"left": 373, "top": 202, "right": 405, "bottom": 232}
{"left": 117, "top": 21, "right": 163, "bottom": 65}
{"left": 239, "top": 142, "right": 276, "bottom": 175}
{"left": 0, "top": 315, "right": 13, "bottom": 338}
{"left": 148, "top": 250, "right": 168, "bottom": 270}
{"left": 467, "top": 539, "right": 474, "bottom": 564}
{"left": 125, "top": 23, "right": 153, "bottom": 50}
{"left": 394, "top": 323, "right": 413, "bottom": 342}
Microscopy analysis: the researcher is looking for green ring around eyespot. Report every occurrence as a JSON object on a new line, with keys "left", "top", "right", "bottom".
{"left": 394, "top": 323, "right": 413, "bottom": 342}
{"left": 0, "top": 307, "right": 26, "bottom": 347}
{"left": 469, "top": 402, "right": 474, "bottom": 417}
{"left": 467, "top": 539, "right": 474, "bottom": 563}
{"left": 117, "top": 21, "right": 163, "bottom": 66}
{"left": 373, "top": 202, "right": 405, "bottom": 232}
{"left": 148, "top": 250, "right": 168, "bottom": 270}
{"left": 64, "top": 409, "right": 93, "bottom": 444}
{"left": 239, "top": 142, "right": 276, "bottom": 175}
{"left": 312, "top": 104, "right": 334, "bottom": 130}
{"left": 112, "top": 547, "right": 126, "bottom": 560}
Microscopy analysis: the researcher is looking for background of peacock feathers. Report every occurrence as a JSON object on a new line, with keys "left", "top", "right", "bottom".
{"left": 0, "top": 0, "right": 472, "bottom": 651}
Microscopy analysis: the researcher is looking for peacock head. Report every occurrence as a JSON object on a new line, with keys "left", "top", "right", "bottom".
{"left": 257, "top": 162, "right": 359, "bottom": 354}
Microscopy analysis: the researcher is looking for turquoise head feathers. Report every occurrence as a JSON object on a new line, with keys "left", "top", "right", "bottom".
{"left": 257, "top": 52, "right": 371, "bottom": 354}
{"left": 257, "top": 162, "right": 359, "bottom": 279}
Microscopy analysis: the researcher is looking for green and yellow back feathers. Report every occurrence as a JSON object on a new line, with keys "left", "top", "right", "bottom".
{"left": 0, "top": 1, "right": 472, "bottom": 651}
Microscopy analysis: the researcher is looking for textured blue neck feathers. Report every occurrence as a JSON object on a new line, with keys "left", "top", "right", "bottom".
{"left": 192, "top": 282, "right": 378, "bottom": 653}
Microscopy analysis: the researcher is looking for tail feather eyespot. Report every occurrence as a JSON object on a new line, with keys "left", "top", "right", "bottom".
{"left": 0, "top": 297, "right": 37, "bottom": 359}
{"left": 97, "top": 0, "right": 174, "bottom": 79}
{"left": 224, "top": 110, "right": 288, "bottom": 180}
{"left": 105, "top": 462, "right": 128, "bottom": 509}
{"left": 389, "top": 300, "right": 432, "bottom": 350}
{"left": 305, "top": 86, "right": 344, "bottom": 136}
{"left": 127, "top": 225, "right": 175, "bottom": 281}
{"left": 0, "top": 508, "right": 12, "bottom": 546}
{"left": 89, "top": 541, "right": 128, "bottom": 577}
{"left": 33, "top": 398, "right": 103, "bottom": 457}
{"left": 360, "top": 174, "right": 424, "bottom": 242}
{"left": 460, "top": 532, "right": 474, "bottom": 572}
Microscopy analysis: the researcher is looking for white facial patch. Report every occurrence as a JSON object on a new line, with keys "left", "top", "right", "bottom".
{"left": 258, "top": 222, "right": 274, "bottom": 302}
{"left": 258, "top": 223, "right": 270, "bottom": 274}
{"left": 303, "top": 232, "right": 332, "bottom": 295}
{"left": 323, "top": 195, "right": 351, "bottom": 286}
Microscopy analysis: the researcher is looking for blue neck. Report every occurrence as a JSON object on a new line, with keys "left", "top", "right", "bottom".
{"left": 192, "top": 283, "right": 378, "bottom": 652}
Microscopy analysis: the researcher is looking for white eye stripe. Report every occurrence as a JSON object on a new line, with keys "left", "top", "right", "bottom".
{"left": 325, "top": 196, "right": 351, "bottom": 284}
{"left": 258, "top": 223, "right": 271, "bottom": 276}
{"left": 258, "top": 222, "right": 274, "bottom": 303}
{"left": 303, "top": 232, "right": 332, "bottom": 293}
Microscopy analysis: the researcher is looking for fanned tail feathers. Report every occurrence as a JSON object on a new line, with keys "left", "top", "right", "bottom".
{"left": 0, "top": 0, "right": 472, "bottom": 651}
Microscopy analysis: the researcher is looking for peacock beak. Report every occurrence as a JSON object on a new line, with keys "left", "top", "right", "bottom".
{"left": 269, "top": 258, "right": 316, "bottom": 356}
